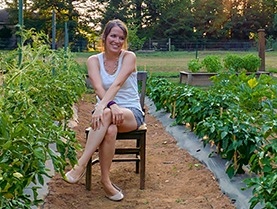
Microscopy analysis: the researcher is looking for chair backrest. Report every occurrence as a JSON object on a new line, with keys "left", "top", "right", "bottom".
{"left": 137, "top": 71, "right": 147, "bottom": 111}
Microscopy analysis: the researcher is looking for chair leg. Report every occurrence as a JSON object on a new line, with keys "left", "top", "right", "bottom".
{"left": 86, "top": 158, "right": 92, "bottom": 191}
{"left": 140, "top": 134, "right": 146, "bottom": 190}
{"left": 136, "top": 139, "right": 140, "bottom": 173}
{"left": 85, "top": 130, "right": 92, "bottom": 191}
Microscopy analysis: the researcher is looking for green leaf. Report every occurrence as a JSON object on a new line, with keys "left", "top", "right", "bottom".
{"left": 37, "top": 174, "right": 44, "bottom": 186}
{"left": 33, "top": 147, "right": 45, "bottom": 161}
{"left": 221, "top": 131, "right": 228, "bottom": 139}
{"left": 225, "top": 164, "right": 235, "bottom": 178}
{"left": 1, "top": 140, "right": 12, "bottom": 149}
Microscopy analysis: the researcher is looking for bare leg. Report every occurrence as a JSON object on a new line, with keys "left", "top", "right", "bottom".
{"left": 67, "top": 108, "right": 113, "bottom": 179}
{"left": 99, "top": 108, "right": 138, "bottom": 195}
{"left": 65, "top": 108, "right": 137, "bottom": 185}
{"left": 99, "top": 124, "right": 118, "bottom": 196}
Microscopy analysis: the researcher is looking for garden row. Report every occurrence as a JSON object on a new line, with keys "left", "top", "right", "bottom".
{"left": 146, "top": 72, "right": 277, "bottom": 209}
{"left": 0, "top": 30, "right": 86, "bottom": 208}
{"left": 188, "top": 53, "right": 261, "bottom": 73}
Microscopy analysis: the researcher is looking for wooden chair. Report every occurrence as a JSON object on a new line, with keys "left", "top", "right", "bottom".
{"left": 85, "top": 71, "right": 147, "bottom": 190}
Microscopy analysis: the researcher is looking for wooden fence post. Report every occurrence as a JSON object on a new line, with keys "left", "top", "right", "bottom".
{"left": 52, "top": 10, "right": 56, "bottom": 50}
{"left": 258, "top": 29, "right": 265, "bottom": 71}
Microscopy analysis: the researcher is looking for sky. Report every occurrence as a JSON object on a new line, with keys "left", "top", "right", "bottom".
{"left": 0, "top": 0, "right": 6, "bottom": 9}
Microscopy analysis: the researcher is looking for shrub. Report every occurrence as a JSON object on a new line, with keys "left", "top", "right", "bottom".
{"left": 187, "top": 58, "right": 202, "bottom": 72}
{"left": 223, "top": 53, "right": 261, "bottom": 72}
{"left": 202, "top": 55, "right": 223, "bottom": 73}
{"left": 223, "top": 54, "right": 244, "bottom": 72}
{"left": 243, "top": 54, "right": 261, "bottom": 72}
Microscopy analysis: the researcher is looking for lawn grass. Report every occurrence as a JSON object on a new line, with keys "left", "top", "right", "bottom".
{"left": 73, "top": 50, "right": 277, "bottom": 78}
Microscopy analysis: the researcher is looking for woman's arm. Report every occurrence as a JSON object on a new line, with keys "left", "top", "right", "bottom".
{"left": 87, "top": 51, "right": 136, "bottom": 129}
{"left": 96, "top": 51, "right": 136, "bottom": 110}
{"left": 87, "top": 55, "right": 106, "bottom": 100}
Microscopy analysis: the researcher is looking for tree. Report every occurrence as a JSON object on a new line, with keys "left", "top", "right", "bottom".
{"left": 192, "top": 0, "right": 228, "bottom": 40}
{"left": 155, "top": 0, "right": 193, "bottom": 40}
{"left": 225, "top": 0, "right": 277, "bottom": 40}
{"left": 3, "top": 0, "right": 99, "bottom": 50}
{"left": 274, "top": 13, "right": 277, "bottom": 32}
{"left": 25, "top": 0, "right": 81, "bottom": 47}
{"left": 2, "top": 0, "right": 277, "bottom": 50}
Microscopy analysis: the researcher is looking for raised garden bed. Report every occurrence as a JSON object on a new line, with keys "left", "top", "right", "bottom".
{"left": 179, "top": 71, "right": 272, "bottom": 86}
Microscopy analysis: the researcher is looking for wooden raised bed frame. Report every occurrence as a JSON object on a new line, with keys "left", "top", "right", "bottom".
{"left": 179, "top": 71, "right": 272, "bottom": 86}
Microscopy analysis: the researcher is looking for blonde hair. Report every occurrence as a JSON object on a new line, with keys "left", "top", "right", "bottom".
{"left": 101, "top": 19, "right": 128, "bottom": 51}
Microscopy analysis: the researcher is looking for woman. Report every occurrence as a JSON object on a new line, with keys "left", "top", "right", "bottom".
{"left": 64, "top": 19, "right": 144, "bottom": 202}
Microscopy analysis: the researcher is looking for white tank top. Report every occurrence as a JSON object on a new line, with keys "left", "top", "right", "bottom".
{"left": 96, "top": 51, "right": 143, "bottom": 113}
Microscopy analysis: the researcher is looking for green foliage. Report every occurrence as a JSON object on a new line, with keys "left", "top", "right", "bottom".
{"left": 243, "top": 121, "right": 277, "bottom": 208}
{"left": 0, "top": 29, "right": 86, "bottom": 208}
{"left": 274, "top": 13, "right": 277, "bottom": 30}
{"left": 4, "top": 0, "right": 277, "bottom": 48}
{"left": 248, "top": 174, "right": 277, "bottom": 209}
{"left": 188, "top": 53, "right": 261, "bottom": 73}
{"left": 223, "top": 54, "right": 244, "bottom": 72}
{"left": 128, "top": 25, "right": 146, "bottom": 51}
{"left": 244, "top": 162, "right": 277, "bottom": 209}
{"left": 266, "top": 35, "right": 275, "bottom": 49}
{"left": 201, "top": 55, "right": 223, "bottom": 72}
{"left": 197, "top": 107, "right": 263, "bottom": 176}
{"left": 147, "top": 77, "right": 176, "bottom": 112}
{"left": 272, "top": 41, "right": 277, "bottom": 51}
{"left": 187, "top": 58, "right": 202, "bottom": 72}
{"left": 146, "top": 72, "right": 277, "bottom": 208}
{"left": 223, "top": 53, "right": 261, "bottom": 72}
{"left": 243, "top": 54, "right": 261, "bottom": 72}
{"left": 174, "top": 86, "right": 207, "bottom": 130}
{"left": 4, "top": 0, "right": 97, "bottom": 50}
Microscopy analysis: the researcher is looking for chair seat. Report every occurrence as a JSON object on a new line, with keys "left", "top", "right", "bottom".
{"left": 85, "top": 123, "right": 147, "bottom": 134}
{"left": 138, "top": 123, "right": 147, "bottom": 131}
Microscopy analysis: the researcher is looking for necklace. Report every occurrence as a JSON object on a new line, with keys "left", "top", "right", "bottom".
{"left": 104, "top": 55, "right": 119, "bottom": 75}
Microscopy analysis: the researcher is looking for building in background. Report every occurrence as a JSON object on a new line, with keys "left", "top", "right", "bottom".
{"left": 0, "top": 9, "right": 16, "bottom": 50}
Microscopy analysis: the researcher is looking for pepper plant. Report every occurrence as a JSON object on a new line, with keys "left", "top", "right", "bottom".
{"left": 243, "top": 139, "right": 277, "bottom": 209}
{"left": 147, "top": 71, "right": 277, "bottom": 208}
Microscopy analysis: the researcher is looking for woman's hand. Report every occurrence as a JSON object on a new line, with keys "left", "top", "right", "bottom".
{"left": 91, "top": 106, "right": 104, "bottom": 130}
{"left": 110, "top": 104, "right": 124, "bottom": 126}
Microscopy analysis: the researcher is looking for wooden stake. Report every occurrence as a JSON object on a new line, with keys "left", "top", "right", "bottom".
{"left": 172, "top": 101, "right": 176, "bottom": 119}
{"left": 220, "top": 107, "right": 223, "bottom": 118}
{"left": 233, "top": 135, "right": 238, "bottom": 170}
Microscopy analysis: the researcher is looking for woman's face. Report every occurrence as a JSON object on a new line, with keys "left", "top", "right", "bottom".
{"left": 105, "top": 26, "right": 125, "bottom": 53}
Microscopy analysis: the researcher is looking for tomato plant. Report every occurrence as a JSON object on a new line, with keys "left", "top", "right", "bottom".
{"left": 0, "top": 29, "right": 86, "bottom": 208}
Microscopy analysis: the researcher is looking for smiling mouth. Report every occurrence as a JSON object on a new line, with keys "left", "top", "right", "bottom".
{"left": 111, "top": 44, "right": 121, "bottom": 49}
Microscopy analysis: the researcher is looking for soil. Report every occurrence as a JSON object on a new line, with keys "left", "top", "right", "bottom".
{"left": 42, "top": 94, "right": 236, "bottom": 209}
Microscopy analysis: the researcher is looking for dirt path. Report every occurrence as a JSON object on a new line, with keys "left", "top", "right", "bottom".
{"left": 42, "top": 95, "right": 236, "bottom": 209}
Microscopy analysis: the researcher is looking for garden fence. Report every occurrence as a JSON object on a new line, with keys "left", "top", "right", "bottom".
{"left": 142, "top": 38, "right": 258, "bottom": 51}
{"left": 0, "top": 37, "right": 262, "bottom": 52}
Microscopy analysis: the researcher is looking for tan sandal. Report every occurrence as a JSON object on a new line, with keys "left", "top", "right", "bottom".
{"left": 64, "top": 167, "right": 86, "bottom": 184}
{"left": 105, "top": 184, "right": 124, "bottom": 201}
